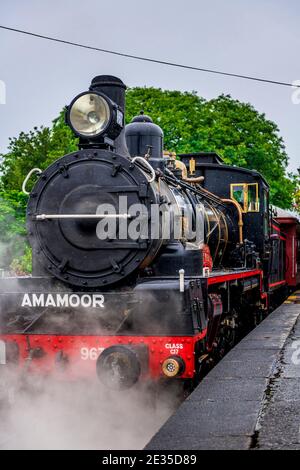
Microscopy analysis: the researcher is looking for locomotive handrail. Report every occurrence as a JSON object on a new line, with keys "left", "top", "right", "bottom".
{"left": 22, "top": 168, "right": 42, "bottom": 195}
{"left": 131, "top": 156, "right": 156, "bottom": 183}
{"left": 35, "top": 214, "right": 132, "bottom": 220}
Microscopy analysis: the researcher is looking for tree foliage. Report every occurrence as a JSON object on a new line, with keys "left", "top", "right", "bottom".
{"left": 0, "top": 190, "right": 28, "bottom": 271}
{"left": 0, "top": 86, "right": 299, "bottom": 271}
{"left": 0, "top": 111, "right": 78, "bottom": 272}
{"left": 0, "top": 110, "right": 78, "bottom": 192}
{"left": 125, "top": 88, "right": 299, "bottom": 208}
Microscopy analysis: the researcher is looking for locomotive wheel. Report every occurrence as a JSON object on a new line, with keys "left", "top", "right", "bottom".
{"left": 96, "top": 345, "right": 141, "bottom": 390}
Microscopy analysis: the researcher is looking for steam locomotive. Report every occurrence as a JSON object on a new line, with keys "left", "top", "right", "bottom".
{"left": 0, "top": 75, "right": 299, "bottom": 390}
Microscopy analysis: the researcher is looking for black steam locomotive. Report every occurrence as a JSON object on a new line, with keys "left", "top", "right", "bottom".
{"left": 0, "top": 75, "right": 299, "bottom": 390}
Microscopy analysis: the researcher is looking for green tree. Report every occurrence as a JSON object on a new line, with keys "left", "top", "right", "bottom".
{"left": 125, "top": 87, "right": 207, "bottom": 152}
{"left": 292, "top": 177, "right": 300, "bottom": 213}
{"left": 1, "top": 89, "right": 297, "bottom": 209}
{"left": 0, "top": 111, "right": 77, "bottom": 272}
{"left": 199, "top": 94, "right": 295, "bottom": 208}
{"left": 0, "top": 87, "right": 299, "bottom": 272}
{"left": 0, "top": 110, "right": 78, "bottom": 192}
{"left": 125, "top": 88, "right": 297, "bottom": 208}
{"left": 0, "top": 190, "right": 28, "bottom": 271}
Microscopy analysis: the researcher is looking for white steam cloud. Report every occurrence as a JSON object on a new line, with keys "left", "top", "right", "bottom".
{"left": 0, "top": 372, "right": 181, "bottom": 450}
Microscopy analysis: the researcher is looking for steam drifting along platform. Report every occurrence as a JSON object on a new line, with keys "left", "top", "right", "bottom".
{"left": 146, "top": 292, "right": 300, "bottom": 450}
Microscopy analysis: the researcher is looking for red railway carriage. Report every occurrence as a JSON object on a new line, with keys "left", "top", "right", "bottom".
{"left": 274, "top": 208, "right": 300, "bottom": 289}
{"left": 0, "top": 75, "right": 299, "bottom": 391}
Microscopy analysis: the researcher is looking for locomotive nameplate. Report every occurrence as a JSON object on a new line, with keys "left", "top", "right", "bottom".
{"left": 21, "top": 293, "right": 105, "bottom": 308}
{"left": 0, "top": 288, "right": 132, "bottom": 335}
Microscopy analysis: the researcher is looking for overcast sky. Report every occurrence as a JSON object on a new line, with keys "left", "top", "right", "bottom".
{"left": 0, "top": 0, "right": 299, "bottom": 173}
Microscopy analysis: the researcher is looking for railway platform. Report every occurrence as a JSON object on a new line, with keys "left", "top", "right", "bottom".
{"left": 146, "top": 291, "right": 300, "bottom": 450}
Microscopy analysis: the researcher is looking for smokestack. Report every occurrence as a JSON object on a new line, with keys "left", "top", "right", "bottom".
{"left": 89, "top": 75, "right": 130, "bottom": 157}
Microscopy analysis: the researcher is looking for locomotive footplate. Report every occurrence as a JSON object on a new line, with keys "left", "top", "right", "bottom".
{"left": 0, "top": 276, "right": 208, "bottom": 335}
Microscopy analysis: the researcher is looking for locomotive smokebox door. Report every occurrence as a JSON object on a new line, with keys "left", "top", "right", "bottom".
{"left": 27, "top": 150, "right": 159, "bottom": 288}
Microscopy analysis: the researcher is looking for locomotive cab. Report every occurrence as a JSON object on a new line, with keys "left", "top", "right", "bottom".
{"left": 180, "top": 152, "right": 270, "bottom": 265}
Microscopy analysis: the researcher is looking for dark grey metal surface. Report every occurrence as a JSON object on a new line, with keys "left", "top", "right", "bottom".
{"left": 146, "top": 294, "right": 300, "bottom": 450}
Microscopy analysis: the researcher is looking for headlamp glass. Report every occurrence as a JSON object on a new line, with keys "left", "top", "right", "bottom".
{"left": 69, "top": 93, "right": 111, "bottom": 137}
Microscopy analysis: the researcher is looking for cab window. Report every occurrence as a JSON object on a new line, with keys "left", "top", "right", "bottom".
{"left": 230, "top": 183, "right": 259, "bottom": 213}
{"left": 231, "top": 184, "right": 245, "bottom": 207}
{"left": 247, "top": 184, "right": 259, "bottom": 211}
{"left": 263, "top": 189, "right": 269, "bottom": 237}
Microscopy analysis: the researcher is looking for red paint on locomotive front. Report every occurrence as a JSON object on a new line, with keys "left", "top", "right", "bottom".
{"left": 0, "top": 330, "right": 207, "bottom": 381}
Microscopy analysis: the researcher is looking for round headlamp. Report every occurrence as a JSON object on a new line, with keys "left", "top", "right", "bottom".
{"left": 68, "top": 92, "right": 111, "bottom": 137}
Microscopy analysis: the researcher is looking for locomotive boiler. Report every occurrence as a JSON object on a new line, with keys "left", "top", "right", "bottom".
{"left": 0, "top": 75, "right": 299, "bottom": 391}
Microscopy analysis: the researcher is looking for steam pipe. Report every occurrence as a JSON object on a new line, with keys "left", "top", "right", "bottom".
{"left": 221, "top": 198, "right": 244, "bottom": 244}
{"left": 174, "top": 160, "right": 205, "bottom": 184}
